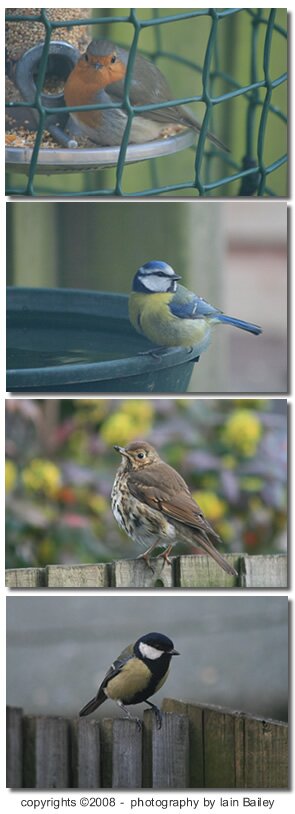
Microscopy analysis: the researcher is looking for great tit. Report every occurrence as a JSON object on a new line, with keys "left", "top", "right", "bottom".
{"left": 79, "top": 631, "right": 179, "bottom": 729}
{"left": 129, "top": 260, "right": 262, "bottom": 352}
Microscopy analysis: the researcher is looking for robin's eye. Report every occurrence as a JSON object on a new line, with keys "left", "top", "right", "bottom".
{"left": 137, "top": 452, "right": 145, "bottom": 459}
{"left": 111, "top": 54, "right": 117, "bottom": 64}
{"left": 85, "top": 53, "right": 89, "bottom": 62}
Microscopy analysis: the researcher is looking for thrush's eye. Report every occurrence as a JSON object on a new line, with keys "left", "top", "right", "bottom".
{"left": 137, "top": 452, "right": 145, "bottom": 459}
{"left": 111, "top": 54, "right": 117, "bottom": 64}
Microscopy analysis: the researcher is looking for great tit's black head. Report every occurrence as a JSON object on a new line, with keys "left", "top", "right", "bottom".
{"left": 113, "top": 440, "right": 160, "bottom": 470}
{"left": 132, "top": 261, "right": 181, "bottom": 295}
{"left": 134, "top": 632, "right": 180, "bottom": 661}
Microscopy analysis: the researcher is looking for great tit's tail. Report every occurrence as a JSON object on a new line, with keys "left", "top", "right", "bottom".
{"left": 79, "top": 691, "right": 105, "bottom": 717}
{"left": 217, "top": 315, "right": 262, "bottom": 335}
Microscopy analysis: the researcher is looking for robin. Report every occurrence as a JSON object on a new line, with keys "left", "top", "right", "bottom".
{"left": 64, "top": 38, "right": 229, "bottom": 149}
{"left": 111, "top": 441, "right": 238, "bottom": 577}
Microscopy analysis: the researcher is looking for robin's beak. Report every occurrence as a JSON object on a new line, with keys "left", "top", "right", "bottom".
{"left": 170, "top": 648, "right": 180, "bottom": 656}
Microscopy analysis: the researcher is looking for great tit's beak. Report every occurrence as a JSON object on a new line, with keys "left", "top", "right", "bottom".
{"left": 170, "top": 648, "right": 180, "bottom": 656}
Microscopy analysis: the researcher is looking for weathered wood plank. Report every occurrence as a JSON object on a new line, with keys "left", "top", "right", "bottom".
{"left": 5, "top": 568, "right": 46, "bottom": 588}
{"left": 100, "top": 719, "right": 114, "bottom": 789}
{"left": 244, "top": 716, "right": 288, "bottom": 788}
{"left": 144, "top": 710, "right": 189, "bottom": 788}
{"left": 162, "top": 698, "right": 204, "bottom": 787}
{"left": 6, "top": 704, "right": 288, "bottom": 789}
{"left": 5, "top": 554, "right": 288, "bottom": 588}
{"left": 72, "top": 718, "right": 101, "bottom": 789}
{"left": 111, "top": 558, "right": 173, "bottom": 588}
{"left": 175, "top": 554, "right": 239, "bottom": 588}
{"left": 46, "top": 564, "right": 109, "bottom": 588}
{"left": 23, "top": 715, "right": 70, "bottom": 788}
{"left": 6, "top": 706, "right": 23, "bottom": 788}
{"left": 112, "top": 719, "right": 142, "bottom": 788}
{"left": 241, "top": 555, "right": 288, "bottom": 588}
{"left": 203, "top": 705, "right": 236, "bottom": 788}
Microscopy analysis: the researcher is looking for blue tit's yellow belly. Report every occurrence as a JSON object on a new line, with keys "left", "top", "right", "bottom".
{"left": 129, "top": 292, "right": 212, "bottom": 349}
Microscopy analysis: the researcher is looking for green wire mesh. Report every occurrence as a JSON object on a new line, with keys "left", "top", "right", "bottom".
{"left": 5, "top": 8, "right": 287, "bottom": 197}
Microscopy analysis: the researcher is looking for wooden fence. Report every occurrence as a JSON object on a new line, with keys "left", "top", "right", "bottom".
{"left": 7, "top": 699, "right": 288, "bottom": 789}
{"left": 5, "top": 553, "right": 287, "bottom": 588}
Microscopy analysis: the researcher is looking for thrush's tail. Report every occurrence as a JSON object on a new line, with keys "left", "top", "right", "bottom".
{"left": 192, "top": 536, "right": 238, "bottom": 577}
{"left": 79, "top": 691, "right": 106, "bottom": 717}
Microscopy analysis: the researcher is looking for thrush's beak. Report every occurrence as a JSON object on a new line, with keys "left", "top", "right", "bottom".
{"left": 114, "top": 445, "right": 128, "bottom": 457}
{"left": 170, "top": 648, "right": 180, "bottom": 656}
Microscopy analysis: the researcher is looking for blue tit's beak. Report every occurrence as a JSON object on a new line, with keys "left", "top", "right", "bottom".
{"left": 172, "top": 275, "right": 181, "bottom": 281}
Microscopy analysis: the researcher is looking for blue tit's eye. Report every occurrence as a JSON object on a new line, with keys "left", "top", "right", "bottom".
{"left": 137, "top": 452, "right": 145, "bottom": 459}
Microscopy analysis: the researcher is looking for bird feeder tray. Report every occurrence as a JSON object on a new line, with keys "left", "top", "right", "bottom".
{"left": 6, "top": 129, "right": 195, "bottom": 175}
{"left": 7, "top": 287, "right": 200, "bottom": 393}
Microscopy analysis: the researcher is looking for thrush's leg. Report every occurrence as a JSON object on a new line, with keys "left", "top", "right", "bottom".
{"left": 145, "top": 700, "right": 162, "bottom": 729}
{"left": 136, "top": 540, "right": 161, "bottom": 571}
{"left": 116, "top": 700, "right": 142, "bottom": 730}
{"left": 155, "top": 544, "right": 174, "bottom": 565}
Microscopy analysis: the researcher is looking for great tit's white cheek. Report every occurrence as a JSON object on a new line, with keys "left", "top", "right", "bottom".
{"left": 139, "top": 642, "right": 163, "bottom": 660}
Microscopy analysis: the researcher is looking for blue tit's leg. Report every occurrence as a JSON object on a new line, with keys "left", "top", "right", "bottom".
{"left": 116, "top": 700, "right": 142, "bottom": 730}
{"left": 145, "top": 701, "right": 162, "bottom": 729}
{"left": 138, "top": 346, "right": 173, "bottom": 358}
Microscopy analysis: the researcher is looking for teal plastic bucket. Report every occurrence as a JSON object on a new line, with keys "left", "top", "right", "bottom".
{"left": 7, "top": 287, "right": 199, "bottom": 393}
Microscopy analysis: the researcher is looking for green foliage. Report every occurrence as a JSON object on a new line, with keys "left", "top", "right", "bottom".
{"left": 5, "top": 399, "right": 287, "bottom": 568}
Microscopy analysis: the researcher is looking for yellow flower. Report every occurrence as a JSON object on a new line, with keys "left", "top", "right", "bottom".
{"left": 193, "top": 490, "right": 227, "bottom": 523}
{"left": 87, "top": 494, "right": 109, "bottom": 515}
{"left": 5, "top": 460, "right": 17, "bottom": 493}
{"left": 22, "top": 459, "right": 61, "bottom": 497}
{"left": 240, "top": 476, "right": 263, "bottom": 492}
{"left": 101, "top": 413, "right": 140, "bottom": 446}
{"left": 221, "top": 409, "right": 262, "bottom": 457}
{"left": 120, "top": 400, "right": 154, "bottom": 424}
{"left": 101, "top": 401, "right": 153, "bottom": 447}
{"left": 222, "top": 454, "right": 236, "bottom": 469}
{"left": 215, "top": 520, "right": 234, "bottom": 543}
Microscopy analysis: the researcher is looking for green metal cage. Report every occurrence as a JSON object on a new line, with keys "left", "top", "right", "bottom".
{"left": 5, "top": 8, "right": 287, "bottom": 197}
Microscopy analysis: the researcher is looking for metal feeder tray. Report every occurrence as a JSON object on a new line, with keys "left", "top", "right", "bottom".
{"left": 5, "top": 41, "right": 195, "bottom": 175}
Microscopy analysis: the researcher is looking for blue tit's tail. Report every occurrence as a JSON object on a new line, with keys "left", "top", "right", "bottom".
{"left": 217, "top": 315, "right": 262, "bottom": 335}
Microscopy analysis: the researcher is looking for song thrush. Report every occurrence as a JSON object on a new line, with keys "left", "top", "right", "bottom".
{"left": 111, "top": 440, "right": 237, "bottom": 577}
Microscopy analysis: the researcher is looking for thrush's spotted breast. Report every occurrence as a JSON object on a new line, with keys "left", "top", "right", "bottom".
{"left": 111, "top": 441, "right": 237, "bottom": 577}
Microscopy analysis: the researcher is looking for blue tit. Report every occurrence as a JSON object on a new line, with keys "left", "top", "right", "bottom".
{"left": 128, "top": 261, "right": 262, "bottom": 352}
{"left": 79, "top": 631, "right": 179, "bottom": 729}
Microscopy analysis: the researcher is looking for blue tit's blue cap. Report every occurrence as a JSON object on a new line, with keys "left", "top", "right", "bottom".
{"left": 139, "top": 261, "right": 181, "bottom": 279}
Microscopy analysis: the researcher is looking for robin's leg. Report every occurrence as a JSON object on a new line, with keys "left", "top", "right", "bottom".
{"left": 145, "top": 700, "right": 162, "bottom": 729}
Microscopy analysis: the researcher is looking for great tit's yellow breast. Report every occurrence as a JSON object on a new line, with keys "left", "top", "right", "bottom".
{"left": 129, "top": 292, "right": 211, "bottom": 348}
{"left": 106, "top": 657, "right": 151, "bottom": 701}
